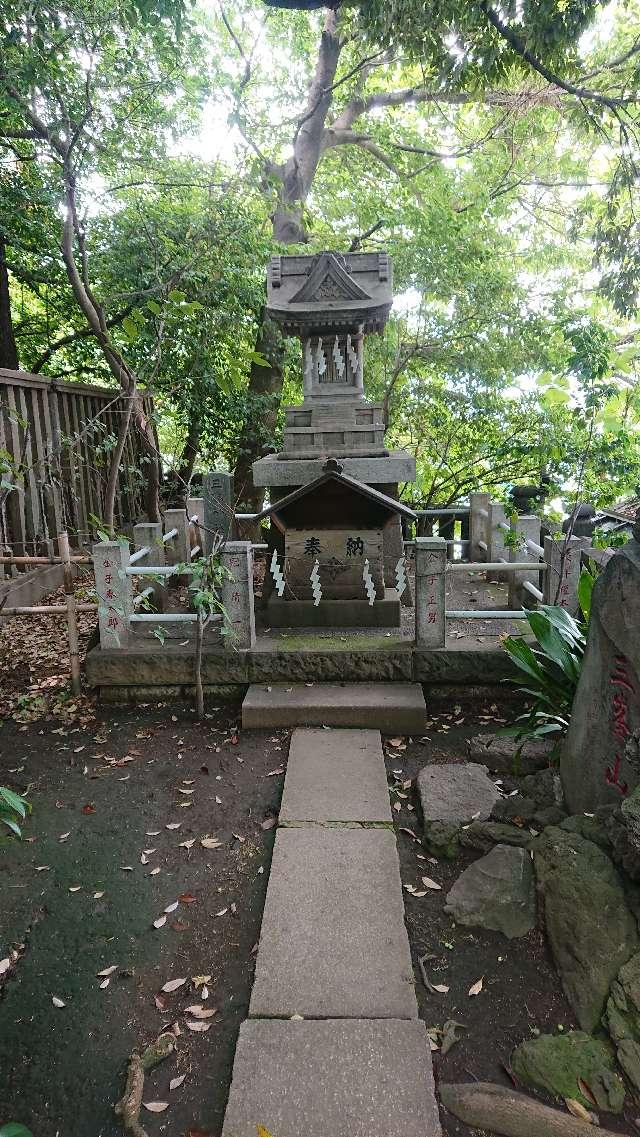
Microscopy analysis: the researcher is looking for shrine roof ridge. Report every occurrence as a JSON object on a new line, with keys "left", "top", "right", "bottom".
{"left": 253, "top": 460, "right": 416, "bottom": 524}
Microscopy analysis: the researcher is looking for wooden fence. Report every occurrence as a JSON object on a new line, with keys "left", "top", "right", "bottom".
{"left": 0, "top": 368, "right": 155, "bottom": 559}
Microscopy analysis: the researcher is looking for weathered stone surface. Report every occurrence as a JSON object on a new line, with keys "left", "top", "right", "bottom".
{"left": 280, "top": 728, "right": 392, "bottom": 824}
{"left": 604, "top": 949, "right": 640, "bottom": 1092}
{"left": 265, "top": 595, "right": 402, "bottom": 628}
{"left": 249, "top": 826, "right": 417, "bottom": 1019}
{"left": 444, "top": 845, "right": 536, "bottom": 939}
{"left": 492, "top": 769, "right": 566, "bottom": 829}
{"left": 242, "top": 682, "right": 426, "bottom": 732}
{"left": 561, "top": 537, "right": 640, "bottom": 814}
{"left": 252, "top": 452, "right": 417, "bottom": 488}
{"left": 222, "top": 1019, "right": 441, "bottom": 1137}
{"left": 460, "top": 820, "right": 535, "bottom": 853}
{"left": 418, "top": 763, "right": 501, "bottom": 827}
{"left": 467, "top": 732, "right": 552, "bottom": 775}
{"left": 414, "top": 648, "right": 517, "bottom": 684}
{"left": 511, "top": 1031, "right": 625, "bottom": 1113}
{"left": 533, "top": 827, "right": 638, "bottom": 1031}
{"left": 85, "top": 645, "right": 251, "bottom": 687}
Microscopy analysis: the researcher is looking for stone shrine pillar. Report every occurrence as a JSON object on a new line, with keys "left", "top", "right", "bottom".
{"left": 415, "top": 537, "right": 447, "bottom": 649}
{"left": 203, "top": 471, "right": 233, "bottom": 552}
{"left": 93, "top": 540, "right": 134, "bottom": 649}
{"left": 561, "top": 514, "right": 640, "bottom": 812}
{"left": 220, "top": 541, "right": 256, "bottom": 649}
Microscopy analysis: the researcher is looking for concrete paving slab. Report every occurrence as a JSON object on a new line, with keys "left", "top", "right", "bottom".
{"left": 242, "top": 682, "right": 426, "bottom": 732}
{"left": 280, "top": 728, "right": 392, "bottom": 824}
{"left": 249, "top": 826, "right": 417, "bottom": 1019}
{"left": 222, "top": 1018, "right": 441, "bottom": 1137}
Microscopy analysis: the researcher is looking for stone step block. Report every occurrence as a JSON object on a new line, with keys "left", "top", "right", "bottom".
{"left": 242, "top": 681, "right": 426, "bottom": 732}
{"left": 249, "top": 826, "right": 417, "bottom": 1020}
{"left": 222, "top": 1018, "right": 441, "bottom": 1137}
{"left": 280, "top": 727, "right": 392, "bottom": 825}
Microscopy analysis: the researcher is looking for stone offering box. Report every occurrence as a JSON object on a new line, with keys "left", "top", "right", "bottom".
{"left": 255, "top": 461, "right": 415, "bottom": 628}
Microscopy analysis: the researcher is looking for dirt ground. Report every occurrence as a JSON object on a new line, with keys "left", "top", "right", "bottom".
{"left": 0, "top": 702, "right": 287, "bottom": 1137}
{"left": 385, "top": 705, "right": 638, "bottom": 1137}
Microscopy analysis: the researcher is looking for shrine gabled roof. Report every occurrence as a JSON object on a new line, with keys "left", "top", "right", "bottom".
{"left": 253, "top": 462, "right": 416, "bottom": 524}
{"left": 266, "top": 251, "right": 393, "bottom": 335}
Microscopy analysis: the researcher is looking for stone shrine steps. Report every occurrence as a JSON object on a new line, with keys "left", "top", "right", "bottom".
{"left": 222, "top": 725, "right": 440, "bottom": 1137}
{"left": 241, "top": 681, "right": 426, "bottom": 733}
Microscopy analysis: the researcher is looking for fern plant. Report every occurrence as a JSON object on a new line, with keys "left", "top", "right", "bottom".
{"left": 501, "top": 568, "right": 594, "bottom": 746}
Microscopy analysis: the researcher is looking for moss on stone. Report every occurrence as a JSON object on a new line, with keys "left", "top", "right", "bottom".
{"left": 511, "top": 1031, "right": 625, "bottom": 1112}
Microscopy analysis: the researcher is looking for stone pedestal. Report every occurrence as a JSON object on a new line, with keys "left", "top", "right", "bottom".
{"left": 561, "top": 530, "right": 640, "bottom": 812}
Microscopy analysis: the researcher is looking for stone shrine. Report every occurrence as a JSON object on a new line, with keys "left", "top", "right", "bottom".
{"left": 561, "top": 511, "right": 640, "bottom": 812}
{"left": 253, "top": 250, "right": 416, "bottom": 624}
{"left": 254, "top": 459, "right": 415, "bottom": 626}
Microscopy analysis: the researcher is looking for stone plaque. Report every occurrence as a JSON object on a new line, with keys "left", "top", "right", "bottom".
{"left": 203, "top": 471, "right": 233, "bottom": 551}
{"left": 285, "top": 528, "right": 384, "bottom": 599}
{"left": 561, "top": 528, "right": 640, "bottom": 812}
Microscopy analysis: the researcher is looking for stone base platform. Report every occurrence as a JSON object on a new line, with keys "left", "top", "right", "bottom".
{"left": 266, "top": 590, "right": 400, "bottom": 628}
{"left": 241, "top": 681, "right": 426, "bottom": 732}
{"left": 222, "top": 1018, "right": 440, "bottom": 1137}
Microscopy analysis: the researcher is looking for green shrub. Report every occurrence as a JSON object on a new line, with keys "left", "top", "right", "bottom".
{"left": 501, "top": 567, "right": 594, "bottom": 747}
{"left": 0, "top": 786, "right": 30, "bottom": 839}
{"left": 0, "top": 1124, "right": 33, "bottom": 1136}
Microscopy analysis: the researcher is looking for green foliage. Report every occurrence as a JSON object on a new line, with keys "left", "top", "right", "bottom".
{"left": 0, "top": 1125, "right": 34, "bottom": 1137}
{"left": 501, "top": 570, "right": 595, "bottom": 745}
{"left": 0, "top": 786, "right": 30, "bottom": 839}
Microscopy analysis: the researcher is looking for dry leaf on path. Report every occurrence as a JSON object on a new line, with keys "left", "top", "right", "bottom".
{"left": 185, "top": 1020, "right": 211, "bottom": 1032}
{"left": 143, "top": 1101, "right": 169, "bottom": 1113}
{"left": 161, "top": 977, "right": 186, "bottom": 993}
{"left": 99, "top": 978, "right": 110, "bottom": 989}
{"left": 93, "top": 891, "right": 105, "bottom": 899}
{"left": 164, "top": 901, "right": 179, "bottom": 913}
{"left": 184, "top": 1005, "right": 217, "bottom": 1019}
{"left": 169, "top": 1075, "right": 186, "bottom": 1091}
{"left": 96, "top": 965, "right": 118, "bottom": 977}
{"left": 200, "top": 836, "right": 222, "bottom": 850}
{"left": 468, "top": 977, "right": 483, "bottom": 996}
{"left": 421, "top": 877, "right": 441, "bottom": 891}
{"left": 565, "top": 1099, "right": 594, "bottom": 1123}
{"left": 432, "top": 983, "right": 449, "bottom": 993}
{"left": 165, "top": 822, "right": 181, "bottom": 830}
{"left": 179, "top": 892, "right": 197, "bottom": 904}
{"left": 0, "top": 958, "right": 10, "bottom": 976}
{"left": 179, "top": 839, "right": 196, "bottom": 850}
{"left": 52, "top": 995, "right": 66, "bottom": 1007}
{"left": 153, "top": 915, "right": 167, "bottom": 929}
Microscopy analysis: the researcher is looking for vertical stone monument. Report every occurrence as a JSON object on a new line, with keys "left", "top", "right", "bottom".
{"left": 252, "top": 251, "right": 415, "bottom": 621}
{"left": 561, "top": 512, "right": 640, "bottom": 813}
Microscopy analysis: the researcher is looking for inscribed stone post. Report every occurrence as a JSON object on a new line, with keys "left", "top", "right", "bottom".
{"left": 415, "top": 537, "right": 446, "bottom": 648}
{"left": 203, "top": 472, "right": 233, "bottom": 553}
{"left": 487, "top": 500, "right": 508, "bottom": 582}
{"left": 543, "top": 535, "right": 586, "bottom": 615}
{"left": 561, "top": 521, "right": 640, "bottom": 813}
{"left": 93, "top": 540, "right": 133, "bottom": 648}
{"left": 133, "top": 522, "right": 165, "bottom": 612}
{"left": 508, "top": 516, "right": 542, "bottom": 608}
{"left": 220, "top": 541, "right": 256, "bottom": 649}
{"left": 469, "top": 493, "right": 490, "bottom": 562}
{"left": 163, "top": 508, "right": 191, "bottom": 566}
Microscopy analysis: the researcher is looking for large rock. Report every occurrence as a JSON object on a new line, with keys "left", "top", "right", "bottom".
{"left": 604, "top": 949, "right": 640, "bottom": 1092}
{"left": 467, "top": 732, "right": 552, "bottom": 775}
{"left": 533, "top": 827, "right": 639, "bottom": 1031}
{"left": 444, "top": 845, "right": 536, "bottom": 939}
{"left": 460, "top": 820, "right": 535, "bottom": 853}
{"left": 492, "top": 769, "right": 567, "bottom": 829}
{"left": 511, "top": 1031, "right": 625, "bottom": 1113}
{"left": 418, "top": 763, "right": 501, "bottom": 860}
{"left": 561, "top": 529, "right": 640, "bottom": 814}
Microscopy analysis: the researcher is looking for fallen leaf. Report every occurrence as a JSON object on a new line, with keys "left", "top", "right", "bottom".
{"left": 93, "top": 891, "right": 105, "bottom": 899}
{"left": 261, "top": 817, "right": 277, "bottom": 830}
{"left": 99, "top": 978, "right": 110, "bottom": 989}
{"left": 421, "top": 877, "right": 441, "bottom": 891}
{"left": 140, "top": 853, "right": 149, "bottom": 864}
{"left": 565, "top": 1099, "right": 594, "bottom": 1123}
{"left": 468, "top": 977, "right": 483, "bottom": 996}
{"left": 233, "top": 833, "right": 245, "bottom": 843}
{"left": 148, "top": 867, "right": 161, "bottom": 876}
{"left": 143, "top": 1101, "right": 169, "bottom": 1113}
{"left": 201, "top": 986, "right": 209, "bottom": 1000}
{"left": 35, "top": 865, "right": 50, "bottom": 871}
{"left": 169, "top": 1075, "right": 186, "bottom": 1091}
{"left": 97, "top": 965, "right": 118, "bottom": 977}
{"left": 59, "top": 831, "right": 71, "bottom": 841}
{"left": 82, "top": 803, "right": 96, "bottom": 814}
{"left": 154, "top": 993, "right": 168, "bottom": 1012}
{"left": 178, "top": 787, "right": 194, "bottom": 795}
{"left": 432, "top": 983, "right": 450, "bottom": 993}
{"left": 166, "top": 822, "right": 181, "bottom": 830}
{"left": 68, "top": 885, "right": 82, "bottom": 892}
{"left": 192, "top": 975, "right": 211, "bottom": 987}
{"left": 161, "top": 977, "right": 186, "bottom": 993}
{"left": 179, "top": 839, "right": 196, "bottom": 850}
{"left": 200, "top": 836, "right": 222, "bottom": 850}
{"left": 121, "top": 865, "right": 134, "bottom": 872}
{"left": 388, "top": 737, "right": 404, "bottom": 747}
{"left": 146, "top": 830, "right": 161, "bottom": 836}
{"left": 185, "top": 1020, "right": 211, "bottom": 1032}
{"left": 52, "top": 995, "right": 66, "bottom": 1007}
{"left": 393, "top": 802, "right": 401, "bottom": 812}
{"left": 0, "top": 958, "right": 11, "bottom": 975}
{"left": 257, "top": 1127, "right": 275, "bottom": 1137}
{"left": 179, "top": 893, "right": 197, "bottom": 904}
{"left": 184, "top": 1005, "right": 217, "bottom": 1018}
{"left": 215, "top": 908, "right": 228, "bottom": 917}
{"left": 164, "top": 901, "right": 179, "bottom": 913}
{"left": 266, "top": 767, "right": 284, "bottom": 777}
{"left": 153, "top": 915, "right": 167, "bottom": 929}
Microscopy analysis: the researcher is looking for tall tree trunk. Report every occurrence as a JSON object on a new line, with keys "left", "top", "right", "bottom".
{"left": 232, "top": 10, "right": 342, "bottom": 509}
{"left": 233, "top": 312, "right": 285, "bottom": 514}
{"left": 0, "top": 236, "right": 19, "bottom": 370}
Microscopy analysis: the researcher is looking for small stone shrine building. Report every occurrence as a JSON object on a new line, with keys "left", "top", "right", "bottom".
{"left": 252, "top": 249, "right": 416, "bottom": 626}
{"left": 255, "top": 459, "right": 416, "bottom": 627}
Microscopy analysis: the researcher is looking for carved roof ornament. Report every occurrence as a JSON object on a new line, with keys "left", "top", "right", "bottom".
{"left": 266, "top": 250, "right": 393, "bottom": 336}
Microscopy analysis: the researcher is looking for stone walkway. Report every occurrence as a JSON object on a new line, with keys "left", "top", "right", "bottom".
{"left": 222, "top": 727, "right": 441, "bottom": 1137}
